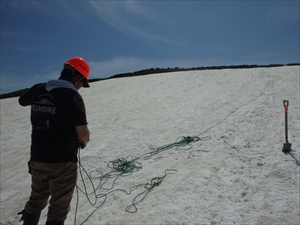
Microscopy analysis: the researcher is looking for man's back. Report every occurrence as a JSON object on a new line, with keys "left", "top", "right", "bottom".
{"left": 19, "top": 81, "right": 87, "bottom": 163}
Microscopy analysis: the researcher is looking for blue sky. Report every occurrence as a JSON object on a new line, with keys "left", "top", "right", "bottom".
{"left": 1, "top": 1, "right": 299, "bottom": 94}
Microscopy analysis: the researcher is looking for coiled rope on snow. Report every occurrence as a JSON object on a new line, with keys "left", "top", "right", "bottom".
{"left": 74, "top": 81, "right": 270, "bottom": 224}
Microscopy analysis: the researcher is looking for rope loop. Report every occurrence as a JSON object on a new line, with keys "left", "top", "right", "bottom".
{"left": 107, "top": 156, "right": 142, "bottom": 174}
{"left": 181, "top": 136, "right": 201, "bottom": 144}
{"left": 145, "top": 177, "right": 163, "bottom": 190}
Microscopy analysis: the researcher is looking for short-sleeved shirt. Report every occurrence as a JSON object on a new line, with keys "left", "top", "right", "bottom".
{"left": 19, "top": 82, "right": 87, "bottom": 163}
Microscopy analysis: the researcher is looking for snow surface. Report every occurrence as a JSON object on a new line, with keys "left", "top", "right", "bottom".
{"left": 1, "top": 66, "right": 299, "bottom": 225}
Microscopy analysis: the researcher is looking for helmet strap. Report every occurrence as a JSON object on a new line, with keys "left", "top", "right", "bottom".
{"left": 71, "top": 69, "right": 85, "bottom": 87}
{"left": 71, "top": 69, "right": 79, "bottom": 86}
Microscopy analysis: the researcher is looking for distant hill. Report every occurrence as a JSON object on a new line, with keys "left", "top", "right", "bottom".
{"left": 1, "top": 63, "right": 299, "bottom": 100}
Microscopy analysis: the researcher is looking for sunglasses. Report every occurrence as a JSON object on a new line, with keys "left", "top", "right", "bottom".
{"left": 77, "top": 76, "right": 90, "bottom": 88}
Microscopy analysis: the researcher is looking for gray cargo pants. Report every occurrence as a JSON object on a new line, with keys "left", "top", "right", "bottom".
{"left": 24, "top": 161, "right": 77, "bottom": 221}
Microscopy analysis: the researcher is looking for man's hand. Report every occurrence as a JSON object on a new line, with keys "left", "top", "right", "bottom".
{"left": 79, "top": 139, "right": 89, "bottom": 149}
{"left": 75, "top": 125, "right": 90, "bottom": 141}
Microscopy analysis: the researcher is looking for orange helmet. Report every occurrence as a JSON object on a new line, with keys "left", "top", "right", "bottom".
{"left": 64, "top": 57, "right": 90, "bottom": 80}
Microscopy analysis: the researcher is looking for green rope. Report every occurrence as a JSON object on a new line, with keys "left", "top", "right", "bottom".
{"left": 74, "top": 134, "right": 209, "bottom": 224}
{"left": 75, "top": 151, "right": 177, "bottom": 224}
{"left": 108, "top": 156, "right": 142, "bottom": 174}
{"left": 125, "top": 169, "right": 177, "bottom": 213}
{"left": 139, "top": 135, "right": 210, "bottom": 160}
{"left": 196, "top": 81, "right": 270, "bottom": 136}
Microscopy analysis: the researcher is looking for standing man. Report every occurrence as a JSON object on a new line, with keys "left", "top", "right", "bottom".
{"left": 18, "top": 57, "right": 91, "bottom": 225}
